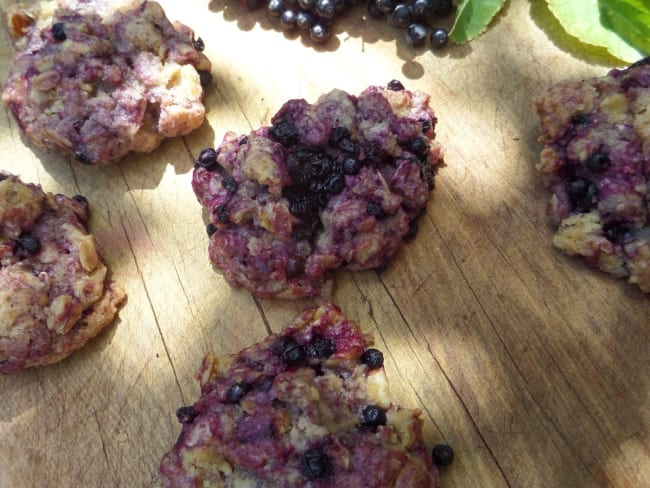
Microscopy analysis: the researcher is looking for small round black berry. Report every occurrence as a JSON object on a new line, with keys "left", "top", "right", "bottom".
{"left": 367, "top": 201, "right": 385, "bottom": 219}
{"left": 343, "top": 157, "right": 361, "bottom": 175}
{"left": 280, "top": 9, "right": 298, "bottom": 30}
{"left": 269, "top": 119, "right": 300, "bottom": 146}
{"left": 17, "top": 235, "right": 40, "bottom": 255}
{"left": 268, "top": 0, "right": 286, "bottom": 16}
{"left": 300, "top": 447, "right": 331, "bottom": 480}
{"left": 215, "top": 204, "right": 230, "bottom": 224}
{"left": 307, "top": 335, "right": 336, "bottom": 359}
{"left": 175, "top": 405, "right": 196, "bottom": 424}
{"left": 389, "top": 4, "right": 412, "bottom": 28}
{"left": 222, "top": 176, "right": 238, "bottom": 193}
{"left": 432, "top": 444, "right": 454, "bottom": 467}
{"left": 386, "top": 79, "right": 405, "bottom": 91}
{"left": 206, "top": 223, "right": 218, "bottom": 236}
{"left": 74, "top": 149, "right": 92, "bottom": 165}
{"left": 280, "top": 338, "right": 307, "bottom": 366}
{"left": 412, "top": 0, "right": 434, "bottom": 18}
{"left": 198, "top": 70, "right": 213, "bottom": 88}
{"left": 325, "top": 174, "right": 345, "bottom": 195}
{"left": 316, "top": 0, "right": 337, "bottom": 18}
{"left": 360, "top": 348, "right": 384, "bottom": 369}
{"left": 570, "top": 113, "right": 590, "bottom": 126}
{"left": 361, "top": 404, "right": 387, "bottom": 427}
{"left": 299, "top": 0, "right": 317, "bottom": 9}
{"left": 193, "top": 37, "right": 205, "bottom": 51}
{"left": 586, "top": 150, "right": 611, "bottom": 173}
{"left": 197, "top": 148, "right": 218, "bottom": 169}
{"left": 52, "top": 22, "right": 66, "bottom": 42}
{"left": 430, "top": 28, "right": 448, "bottom": 49}
{"left": 310, "top": 22, "right": 331, "bottom": 43}
{"left": 72, "top": 194, "right": 89, "bottom": 206}
{"left": 225, "top": 382, "right": 251, "bottom": 403}
{"left": 296, "top": 9, "right": 316, "bottom": 30}
{"left": 566, "top": 178, "right": 598, "bottom": 212}
{"left": 408, "top": 137, "right": 428, "bottom": 157}
{"left": 603, "top": 223, "right": 628, "bottom": 244}
{"left": 375, "top": 0, "right": 396, "bottom": 14}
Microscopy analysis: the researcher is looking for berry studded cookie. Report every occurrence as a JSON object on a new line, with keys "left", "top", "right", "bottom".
{"left": 192, "top": 81, "right": 444, "bottom": 299}
{"left": 0, "top": 172, "right": 125, "bottom": 373}
{"left": 2, "top": 0, "right": 212, "bottom": 165}
{"left": 533, "top": 58, "right": 650, "bottom": 292}
{"left": 156, "top": 303, "right": 448, "bottom": 487}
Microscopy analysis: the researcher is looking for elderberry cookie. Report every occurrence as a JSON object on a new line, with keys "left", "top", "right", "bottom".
{"left": 2, "top": 0, "right": 212, "bottom": 165}
{"left": 192, "top": 81, "right": 444, "bottom": 298}
{"left": 533, "top": 58, "right": 650, "bottom": 292}
{"left": 156, "top": 303, "right": 446, "bottom": 487}
{"left": 0, "top": 173, "right": 125, "bottom": 373}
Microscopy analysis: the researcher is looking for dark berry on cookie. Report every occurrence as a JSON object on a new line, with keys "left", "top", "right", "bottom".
{"left": 72, "top": 194, "right": 89, "bottom": 206}
{"left": 225, "top": 382, "right": 252, "bottom": 404}
{"left": 586, "top": 149, "right": 611, "bottom": 173}
{"left": 301, "top": 447, "right": 331, "bottom": 480}
{"left": 175, "top": 406, "right": 197, "bottom": 424}
{"left": 337, "top": 137, "right": 359, "bottom": 155}
{"left": 206, "top": 223, "right": 218, "bottom": 236}
{"left": 51, "top": 22, "right": 66, "bottom": 42}
{"left": 408, "top": 137, "right": 429, "bottom": 158}
{"left": 306, "top": 336, "right": 336, "bottom": 359}
{"left": 603, "top": 223, "right": 629, "bottom": 244}
{"left": 566, "top": 178, "right": 598, "bottom": 213}
{"left": 222, "top": 177, "right": 238, "bottom": 193}
{"left": 342, "top": 157, "right": 361, "bottom": 175}
{"left": 360, "top": 348, "right": 384, "bottom": 369}
{"left": 256, "top": 375, "right": 275, "bottom": 392}
{"left": 570, "top": 113, "right": 590, "bottom": 126}
{"left": 361, "top": 404, "right": 387, "bottom": 427}
{"left": 74, "top": 149, "right": 93, "bottom": 165}
{"left": 325, "top": 174, "right": 345, "bottom": 195}
{"left": 198, "top": 70, "right": 213, "bottom": 88}
{"left": 387, "top": 79, "right": 405, "bottom": 91}
{"left": 193, "top": 37, "right": 205, "bottom": 51}
{"left": 286, "top": 256, "right": 306, "bottom": 278}
{"left": 432, "top": 444, "right": 454, "bottom": 467}
{"left": 279, "top": 337, "right": 307, "bottom": 367}
{"left": 269, "top": 119, "right": 300, "bottom": 147}
{"left": 17, "top": 234, "right": 41, "bottom": 255}
{"left": 196, "top": 148, "right": 218, "bottom": 169}
{"left": 214, "top": 205, "right": 230, "bottom": 224}
{"left": 367, "top": 201, "right": 386, "bottom": 219}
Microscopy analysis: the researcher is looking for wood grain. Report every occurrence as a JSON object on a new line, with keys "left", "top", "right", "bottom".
{"left": 1, "top": 0, "right": 649, "bottom": 487}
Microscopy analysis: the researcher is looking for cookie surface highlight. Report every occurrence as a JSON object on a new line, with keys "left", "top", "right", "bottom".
{"left": 0, "top": 173, "right": 125, "bottom": 373}
{"left": 533, "top": 58, "right": 650, "bottom": 292}
{"left": 2, "top": 0, "right": 211, "bottom": 165}
{"left": 192, "top": 81, "right": 444, "bottom": 299}
{"left": 157, "top": 303, "right": 440, "bottom": 487}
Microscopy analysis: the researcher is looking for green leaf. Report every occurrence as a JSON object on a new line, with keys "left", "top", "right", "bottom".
{"left": 449, "top": 0, "right": 506, "bottom": 44}
{"left": 599, "top": 0, "right": 650, "bottom": 56}
{"left": 546, "top": 0, "right": 644, "bottom": 63}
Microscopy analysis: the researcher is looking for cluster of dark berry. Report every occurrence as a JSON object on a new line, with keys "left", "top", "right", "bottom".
{"left": 243, "top": 0, "right": 360, "bottom": 43}
{"left": 367, "top": 0, "right": 453, "bottom": 48}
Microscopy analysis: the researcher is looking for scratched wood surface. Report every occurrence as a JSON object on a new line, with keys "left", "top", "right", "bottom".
{"left": 1, "top": 0, "right": 649, "bottom": 486}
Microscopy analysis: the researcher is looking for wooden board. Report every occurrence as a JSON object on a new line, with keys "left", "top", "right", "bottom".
{"left": 1, "top": 1, "right": 649, "bottom": 486}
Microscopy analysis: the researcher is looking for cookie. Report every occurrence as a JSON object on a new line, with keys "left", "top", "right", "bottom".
{"left": 192, "top": 81, "right": 443, "bottom": 299}
{"left": 156, "top": 303, "right": 444, "bottom": 487}
{"left": 533, "top": 58, "right": 650, "bottom": 292}
{"left": 0, "top": 173, "right": 125, "bottom": 373}
{"left": 2, "top": 0, "right": 212, "bottom": 165}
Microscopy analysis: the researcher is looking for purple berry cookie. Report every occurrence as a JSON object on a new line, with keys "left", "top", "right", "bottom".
{"left": 192, "top": 81, "right": 444, "bottom": 299}
{"left": 156, "top": 303, "right": 442, "bottom": 487}
{"left": 533, "top": 58, "right": 650, "bottom": 292}
{"left": 0, "top": 172, "right": 125, "bottom": 373}
{"left": 2, "top": 0, "right": 212, "bottom": 165}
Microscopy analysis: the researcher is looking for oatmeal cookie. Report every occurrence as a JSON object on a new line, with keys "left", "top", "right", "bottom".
{"left": 156, "top": 303, "right": 443, "bottom": 487}
{"left": 533, "top": 58, "right": 650, "bottom": 292}
{"left": 192, "top": 81, "right": 444, "bottom": 299}
{"left": 0, "top": 172, "right": 125, "bottom": 373}
{"left": 2, "top": 0, "right": 212, "bottom": 165}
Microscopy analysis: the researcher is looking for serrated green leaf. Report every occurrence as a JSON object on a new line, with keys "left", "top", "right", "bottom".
{"left": 599, "top": 0, "right": 650, "bottom": 56}
{"left": 546, "top": 0, "right": 644, "bottom": 63}
{"left": 448, "top": 0, "right": 506, "bottom": 44}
